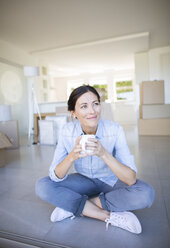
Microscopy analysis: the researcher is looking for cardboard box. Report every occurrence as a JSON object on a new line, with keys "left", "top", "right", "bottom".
{"left": 138, "top": 118, "right": 170, "bottom": 135}
{"left": 34, "top": 113, "right": 56, "bottom": 143}
{"left": 101, "top": 102, "right": 114, "bottom": 121}
{"left": 139, "top": 105, "right": 143, "bottom": 119}
{"left": 0, "top": 149, "right": 6, "bottom": 167}
{"left": 56, "top": 106, "right": 68, "bottom": 115}
{"left": 34, "top": 112, "right": 71, "bottom": 144}
{"left": 0, "top": 132, "right": 13, "bottom": 149}
{"left": 38, "top": 120, "right": 57, "bottom": 145}
{"left": 140, "top": 80, "right": 164, "bottom": 105}
{"left": 45, "top": 115, "right": 68, "bottom": 142}
{"left": 0, "top": 132, "right": 12, "bottom": 167}
{"left": 141, "top": 104, "right": 170, "bottom": 119}
{"left": 38, "top": 115, "right": 68, "bottom": 145}
{"left": 0, "top": 120, "right": 19, "bottom": 148}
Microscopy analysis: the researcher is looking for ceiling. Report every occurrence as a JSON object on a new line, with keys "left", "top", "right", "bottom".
{"left": 34, "top": 32, "right": 149, "bottom": 76}
{"left": 0, "top": 0, "right": 169, "bottom": 77}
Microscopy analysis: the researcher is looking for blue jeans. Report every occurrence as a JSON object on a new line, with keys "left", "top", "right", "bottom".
{"left": 35, "top": 173, "right": 155, "bottom": 217}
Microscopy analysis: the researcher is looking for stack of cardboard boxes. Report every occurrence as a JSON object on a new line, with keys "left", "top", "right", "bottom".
{"left": 0, "top": 105, "right": 19, "bottom": 167}
{"left": 0, "top": 132, "right": 12, "bottom": 167}
{"left": 0, "top": 120, "right": 19, "bottom": 148}
{"left": 38, "top": 106, "right": 71, "bottom": 145}
{"left": 138, "top": 80, "right": 170, "bottom": 135}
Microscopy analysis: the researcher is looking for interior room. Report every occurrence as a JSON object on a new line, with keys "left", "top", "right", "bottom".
{"left": 0, "top": 0, "right": 170, "bottom": 247}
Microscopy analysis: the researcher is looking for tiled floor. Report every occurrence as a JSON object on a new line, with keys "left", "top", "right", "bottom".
{"left": 0, "top": 125, "right": 170, "bottom": 248}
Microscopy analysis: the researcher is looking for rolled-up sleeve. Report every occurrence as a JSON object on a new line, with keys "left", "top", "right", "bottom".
{"left": 114, "top": 126, "right": 137, "bottom": 173}
{"left": 49, "top": 133, "right": 69, "bottom": 182}
{"left": 49, "top": 166, "right": 68, "bottom": 182}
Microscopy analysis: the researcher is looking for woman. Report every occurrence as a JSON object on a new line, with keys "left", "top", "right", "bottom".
{"left": 36, "top": 85, "right": 155, "bottom": 234}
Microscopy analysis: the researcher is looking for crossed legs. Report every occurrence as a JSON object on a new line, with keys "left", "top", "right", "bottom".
{"left": 36, "top": 173, "right": 154, "bottom": 222}
{"left": 83, "top": 198, "right": 110, "bottom": 221}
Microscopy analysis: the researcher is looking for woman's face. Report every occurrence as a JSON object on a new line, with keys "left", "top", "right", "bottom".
{"left": 72, "top": 91, "right": 101, "bottom": 134}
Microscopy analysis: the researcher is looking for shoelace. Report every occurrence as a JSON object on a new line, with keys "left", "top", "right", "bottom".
{"left": 60, "top": 210, "right": 75, "bottom": 221}
{"left": 105, "top": 219, "right": 111, "bottom": 230}
{"left": 70, "top": 215, "right": 75, "bottom": 220}
{"left": 105, "top": 214, "right": 127, "bottom": 230}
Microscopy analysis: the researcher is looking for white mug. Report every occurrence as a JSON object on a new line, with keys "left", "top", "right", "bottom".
{"left": 80, "top": 135, "right": 95, "bottom": 154}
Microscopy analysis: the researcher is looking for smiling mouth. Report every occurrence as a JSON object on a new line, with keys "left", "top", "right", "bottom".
{"left": 87, "top": 116, "right": 97, "bottom": 119}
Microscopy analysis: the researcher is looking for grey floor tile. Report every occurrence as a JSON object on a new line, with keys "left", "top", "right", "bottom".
{"left": 44, "top": 213, "right": 170, "bottom": 248}
{"left": 164, "top": 198, "right": 170, "bottom": 222}
{"left": 157, "top": 163, "right": 170, "bottom": 180}
{"left": 0, "top": 129, "right": 170, "bottom": 248}
{"left": 160, "top": 179, "right": 170, "bottom": 200}
{"left": 44, "top": 217, "right": 142, "bottom": 248}
{"left": 0, "top": 198, "right": 53, "bottom": 239}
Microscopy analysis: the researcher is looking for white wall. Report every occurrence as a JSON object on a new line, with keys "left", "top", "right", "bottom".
{"left": 135, "top": 46, "right": 170, "bottom": 104}
{"left": 0, "top": 62, "right": 29, "bottom": 135}
{"left": 134, "top": 53, "right": 149, "bottom": 85}
{"left": 0, "top": 40, "right": 37, "bottom": 136}
{"left": 50, "top": 78, "right": 68, "bottom": 102}
{"left": 0, "top": 39, "right": 37, "bottom": 66}
{"left": 160, "top": 53, "right": 170, "bottom": 104}
{"left": 149, "top": 47, "right": 170, "bottom": 104}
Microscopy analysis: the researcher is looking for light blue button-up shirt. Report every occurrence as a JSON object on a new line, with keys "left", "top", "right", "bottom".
{"left": 49, "top": 119, "right": 137, "bottom": 187}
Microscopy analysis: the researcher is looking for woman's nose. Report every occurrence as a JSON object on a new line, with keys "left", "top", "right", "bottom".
{"left": 88, "top": 105, "right": 95, "bottom": 113}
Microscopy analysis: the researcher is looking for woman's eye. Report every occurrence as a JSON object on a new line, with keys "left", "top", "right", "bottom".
{"left": 81, "top": 105, "right": 87, "bottom": 109}
{"left": 94, "top": 102, "right": 100, "bottom": 106}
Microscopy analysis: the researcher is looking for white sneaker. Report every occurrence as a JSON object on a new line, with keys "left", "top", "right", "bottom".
{"left": 50, "top": 207, "right": 74, "bottom": 222}
{"left": 105, "top": 211, "right": 142, "bottom": 234}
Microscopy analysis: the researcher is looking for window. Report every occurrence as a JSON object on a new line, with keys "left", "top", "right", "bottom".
{"left": 114, "top": 70, "right": 135, "bottom": 102}
{"left": 92, "top": 84, "right": 108, "bottom": 101}
{"left": 89, "top": 78, "right": 108, "bottom": 102}
{"left": 115, "top": 80, "right": 134, "bottom": 101}
{"left": 67, "top": 79, "right": 85, "bottom": 99}
{"left": 67, "top": 77, "right": 108, "bottom": 102}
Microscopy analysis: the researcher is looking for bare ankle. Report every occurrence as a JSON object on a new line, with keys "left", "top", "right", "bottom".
{"left": 101, "top": 210, "right": 110, "bottom": 221}
{"left": 105, "top": 211, "right": 110, "bottom": 218}
{"left": 90, "top": 197, "right": 102, "bottom": 208}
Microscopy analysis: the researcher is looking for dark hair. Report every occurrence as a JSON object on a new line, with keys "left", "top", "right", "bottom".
{"left": 67, "top": 85, "right": 100, "bottom": 111}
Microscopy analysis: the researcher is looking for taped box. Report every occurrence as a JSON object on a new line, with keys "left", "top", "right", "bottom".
{"left": 38, "top": 120, "right": 57, "bottom": 145}
{"left": 140, "top": 104, "right": 170, "bottom": 119}
{"left": 138, "top": 118, "right": 170, "bottom": 135}
{"left": 0, "top": 120, "right": 19, "bottom": 148}
{"left": 0, "top": 132, "right": 12, "bottom": 167}
{"left": 140, "top": 80, "right": 164, "bottom": 105}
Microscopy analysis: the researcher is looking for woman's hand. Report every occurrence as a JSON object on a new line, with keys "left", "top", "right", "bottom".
{"left": 86, "top": 137, "right": 136, "bottom": 185}
{"left": 54, "top": 136, "right": 87, "bottom": 179}
{"left": 70, "top": 136, "right": 88, "bottom": 161}
{"left": 85, "top": 138, "right": 106, "bottom": 158}
{"left": 70, "top": 137, "right": 106, "bottom": 159}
